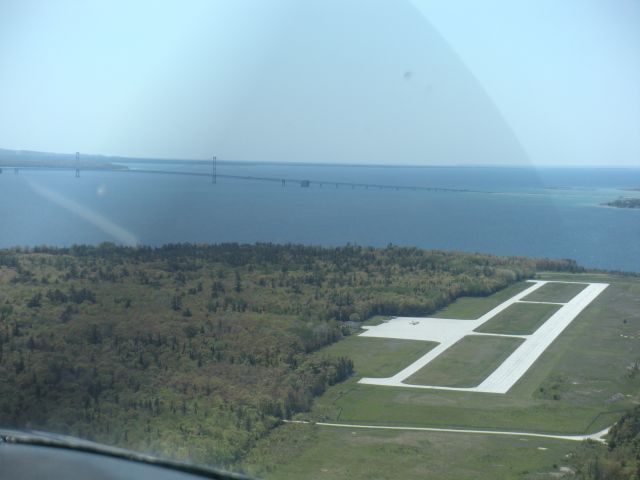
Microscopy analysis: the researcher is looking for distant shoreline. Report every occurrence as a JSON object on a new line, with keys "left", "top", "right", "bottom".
{"left": 2, "top": 147, "right": 640, "bottom": 170}
{"left": 0, "top": 159, "right": 127, "bottom": 170}
{"left": 602, "top": 197, "right": 640, "bottom": 209}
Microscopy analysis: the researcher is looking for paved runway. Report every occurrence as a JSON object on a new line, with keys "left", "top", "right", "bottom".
{"left": 359, "top": 280, "right": 608, "bottom": 393}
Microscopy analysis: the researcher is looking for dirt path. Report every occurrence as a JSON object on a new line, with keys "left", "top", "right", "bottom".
{"left": 285, "top": 420, "right": 610, "bottom": 443}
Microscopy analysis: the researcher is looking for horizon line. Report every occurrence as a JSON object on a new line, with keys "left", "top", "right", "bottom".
{"left": 1, "top": 146, "right": 638, "bottom": 169}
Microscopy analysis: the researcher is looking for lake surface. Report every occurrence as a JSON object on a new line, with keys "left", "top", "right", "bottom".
{"left": 1, "top": 164, "right": 639, "bottom": 272}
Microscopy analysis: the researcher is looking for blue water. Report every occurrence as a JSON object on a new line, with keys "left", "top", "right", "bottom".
{"left": 1, "top": 164, "right": 639, "bottom": 272}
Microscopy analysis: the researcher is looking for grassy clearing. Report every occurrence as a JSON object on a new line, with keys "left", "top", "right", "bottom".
{"left": 474, "top": 303, "right": 561, "bottom": 335}
{"left": 405, "top": 336, "right": 524, "bottom": 388}
{"left": 243, "top": 422, "right": 579, "bottom": 480}
{"left": 362, "top": 315, "right": 392, "bottom": 326}
{"left": 431, "top": 282, "right": 532, "bottom": 319}
{"left": 312, "top": 335, "right": 437, "bottom": 378}
{"left": 523, "top": 282, "right": 587, "bottom": 303}
{"left": 535, "top": 271, "right": 637, "bottom": 283}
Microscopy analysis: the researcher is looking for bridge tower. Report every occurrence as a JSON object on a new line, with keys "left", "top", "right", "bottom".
{"left": 75, "top": 152, "right": 80, "bottom": 177}
{"left": 212, "top": 155, "right": 217, "bottom": 184}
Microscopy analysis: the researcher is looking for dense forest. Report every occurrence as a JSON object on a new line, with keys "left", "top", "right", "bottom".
{"left": 0, "top": 243, "right": 580, "bottom": 467}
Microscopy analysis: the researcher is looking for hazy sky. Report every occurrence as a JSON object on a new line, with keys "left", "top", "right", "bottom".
{"left": 0, "top": 0, "right": 638, "bottom": 166}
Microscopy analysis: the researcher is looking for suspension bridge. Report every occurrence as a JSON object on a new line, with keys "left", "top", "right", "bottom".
{"left": 0, "top": 156, "right": 490, "bottom": 195}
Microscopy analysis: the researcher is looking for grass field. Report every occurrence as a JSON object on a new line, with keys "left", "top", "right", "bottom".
{"left": 474, "top": 303, "right": 561, "bottom": 335}
{"left": 312, "top": 336, "right": 437, "bottom": 378}
{"left": 241, "top": 273, "right": 640, "bottom": 479}
{"left": 405, "top": 336, "right": 524, "bottom": 387}
{"left": 431, "top": 282, "right": 532, "bottom": 319}
{"left": 362, "top": 315, "right": 392, "bottom": 326}
{"left": 245, "top": 424, "right": 580, "bottom": 480}
{"left": 246, "top": 423, "right": 582, "bottom": 480}
{"left": 522, "top": 282, "right": 587, "bottom": 303}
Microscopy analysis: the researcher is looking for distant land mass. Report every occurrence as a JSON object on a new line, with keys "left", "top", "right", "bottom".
{"left": 0, "top": 147, "right": 476, "bottom": 169}
{"left": 603, "top": 197, "right": 640, "bottom": 209}
{"left": 0, "top": 148, "right": 127, "bottom": 170}
{"left": 0, "top": 147, "right": 418, "bottom": 169}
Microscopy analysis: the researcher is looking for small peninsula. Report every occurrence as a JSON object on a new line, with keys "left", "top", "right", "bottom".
{"left": 604, "top": 197, "right": 640, "bottom": 209}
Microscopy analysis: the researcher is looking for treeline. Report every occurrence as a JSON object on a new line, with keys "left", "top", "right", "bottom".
{"left": 572, "top": 406, "right": 640, "bottom": 479}
{"left": 0, "top": 243, "right": 581, "bottom": 323}
{"left": 0, "top": 243, "right": 578, "bottom": 466}
{"left": 0, "top": 242, "right": 582, "bottom": 274}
